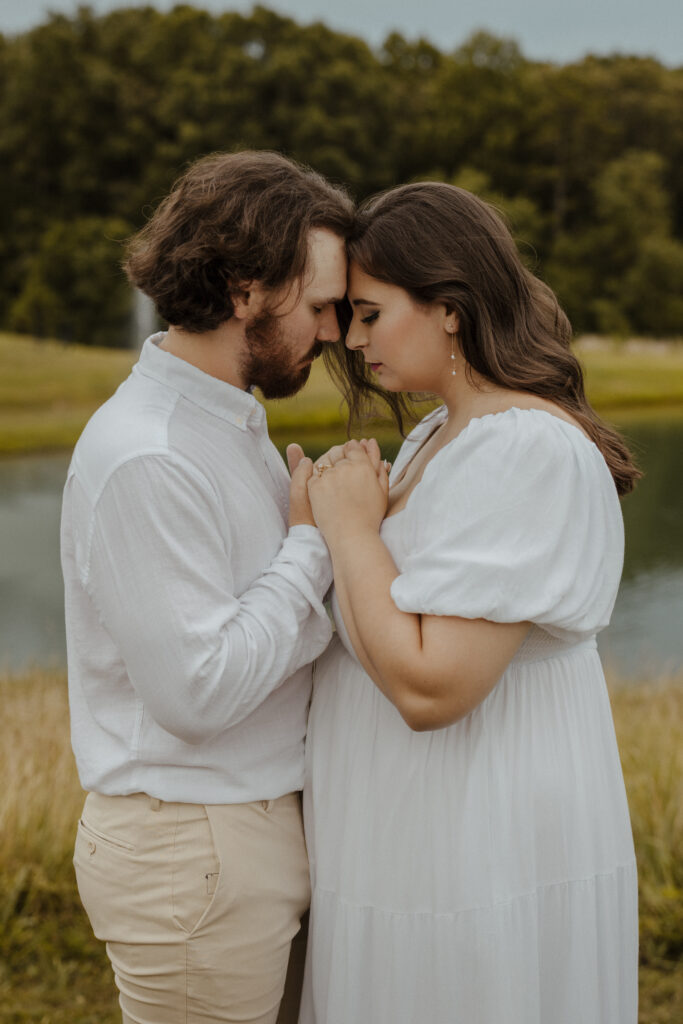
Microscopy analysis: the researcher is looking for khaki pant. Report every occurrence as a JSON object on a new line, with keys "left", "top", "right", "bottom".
{"left": 73, "top": 791, "right": 310, "bottom": 1024}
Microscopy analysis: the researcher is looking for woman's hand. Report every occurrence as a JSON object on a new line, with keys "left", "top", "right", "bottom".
{"left": 312, "top": 442, "right": 349, "bottom": 473}
{"left": 313, "top": 437, "right": 390, "bottom": 477}
{"left": 308, "top": 439, "right": 389, "bottom": 544}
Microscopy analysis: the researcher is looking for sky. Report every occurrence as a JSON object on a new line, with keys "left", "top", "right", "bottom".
{"left": 0, "top": 0, "right": 681, "bottom": 66}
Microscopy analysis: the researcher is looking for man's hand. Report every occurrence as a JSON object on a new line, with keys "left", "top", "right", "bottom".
{"left": 287, "top": 443, "right": 316, "bottom": 528}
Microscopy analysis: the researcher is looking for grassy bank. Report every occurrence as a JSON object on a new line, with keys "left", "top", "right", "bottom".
{"left": 573, "top": 337, "right": 683, "bottom": 413}
{"left": 1, "top": 670, "right": 682, "bottom": 1022}
{"left": 1, "top": 331, "right": 682, "bottom": 456}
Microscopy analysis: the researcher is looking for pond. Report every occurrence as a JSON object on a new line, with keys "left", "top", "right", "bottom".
{"left": 0, "top": 415, "right": 681, "bottom": 680}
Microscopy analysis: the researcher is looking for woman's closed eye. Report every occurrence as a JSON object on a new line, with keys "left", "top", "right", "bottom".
{"left": 361, "top": 311, "right": 380, "bottom": 325}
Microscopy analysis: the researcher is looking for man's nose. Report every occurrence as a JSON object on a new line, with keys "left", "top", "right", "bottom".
{"left": 317, "top": 307, "right": 340, "bottom": 343}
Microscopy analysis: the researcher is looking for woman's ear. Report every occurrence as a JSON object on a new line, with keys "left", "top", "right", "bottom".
{"left": 443, "top": 306, "right": 460, "bottom": 335}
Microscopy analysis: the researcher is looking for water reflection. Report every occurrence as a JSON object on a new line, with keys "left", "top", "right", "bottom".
{"left": 601, "top": 418, "right": 683, "bottom": 676}
{"left": 0, "top": 417, "right": 681, "bottom": 678}
{"left": 618, "top": 420, "right": 683, "bottom": 580}
{"left": 0, "top": 455, "right": 69, "bottom": 670}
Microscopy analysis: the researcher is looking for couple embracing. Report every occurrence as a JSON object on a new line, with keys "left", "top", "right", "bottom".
{"left": 61, "top": 151, "right": 639, "bottom": 1024}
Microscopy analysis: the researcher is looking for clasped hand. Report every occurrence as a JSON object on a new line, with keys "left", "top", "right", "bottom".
{"left": 287, "top": 439, "right": 389, "bottom": 541}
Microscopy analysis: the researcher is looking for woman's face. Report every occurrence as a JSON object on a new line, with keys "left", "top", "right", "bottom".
{"left": 345, "top": 262, "right": 456, "bottom": 393}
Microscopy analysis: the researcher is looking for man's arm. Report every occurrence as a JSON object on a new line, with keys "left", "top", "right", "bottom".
{"left": 78, "top": 452, "right": 331, "bottom": 744}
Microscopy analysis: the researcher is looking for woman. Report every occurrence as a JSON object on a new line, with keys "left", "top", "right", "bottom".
{"left": 298, "top": 183, "right": 639, "bottom": 1023}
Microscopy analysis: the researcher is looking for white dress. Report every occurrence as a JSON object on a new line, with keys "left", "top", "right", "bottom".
{"left": 300, "top": 407, "right": 638, "bottom": 1024}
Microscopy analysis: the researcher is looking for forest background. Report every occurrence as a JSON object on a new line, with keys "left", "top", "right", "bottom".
{"left": 1, "top": 3, "right": 683, "bottom": 349}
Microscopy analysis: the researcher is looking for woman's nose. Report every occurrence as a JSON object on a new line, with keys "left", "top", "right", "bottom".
{"left": 345, "top": 321, "right": 366, "bottom": 350}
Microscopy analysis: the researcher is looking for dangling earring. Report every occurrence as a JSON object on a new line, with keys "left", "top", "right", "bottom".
{"left": 446, "top": 325, "right": 457, "bottom": 376}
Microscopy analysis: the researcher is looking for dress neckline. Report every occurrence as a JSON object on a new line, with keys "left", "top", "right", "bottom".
{"left": 410, "top": 404, "right": 594, "bottom": 446}
{"left": 383, "top": 406, "right": 603, "bottom": 523}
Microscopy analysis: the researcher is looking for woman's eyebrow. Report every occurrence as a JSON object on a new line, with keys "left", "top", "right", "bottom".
{"left": 350, "top": 298, "right": 379, "bottom": 307}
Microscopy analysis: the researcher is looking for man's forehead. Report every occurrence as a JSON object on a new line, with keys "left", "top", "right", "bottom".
{"left": 304, "top": 229, "right": 347, "bottom": 298}
{"left": 306, "top": 229, "right": 347, "bottom": 266}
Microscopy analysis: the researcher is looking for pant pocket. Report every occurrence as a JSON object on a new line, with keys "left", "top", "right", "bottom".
{"left": 78, "top": 815, "right": 136, "bottom": 853}
{"left": 171, "top": 805, "right": 221, "bottom": 935}
{"left": 73, "top": 817, "right": 138, "bottom": 941}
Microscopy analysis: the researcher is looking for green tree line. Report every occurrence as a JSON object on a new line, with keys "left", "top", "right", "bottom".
{"left": 1, "top": 4, "right": 682, "bottom": 347}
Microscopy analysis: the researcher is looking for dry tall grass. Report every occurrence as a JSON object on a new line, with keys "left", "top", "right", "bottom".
{"left": 1, "top": 669, "right": 682, "bottom": 1022}
{"left": 1, "top": 670, "right": 85, "bottom": 878}
{"left": 608, "top": 676, "right": 683, "bottom": 965}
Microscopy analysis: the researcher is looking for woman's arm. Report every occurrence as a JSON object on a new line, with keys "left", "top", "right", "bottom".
{"left": 308, "top": 443, "right": 529, "bottom": 731}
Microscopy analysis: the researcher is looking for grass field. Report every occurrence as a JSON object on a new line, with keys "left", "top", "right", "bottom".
{"left": 574, "top": 337, "right": 683, "bottom": 414}
{"left": 1, "top": 670, "right": 682, "bottom": 1022}
{"left": 1, "top": 331, "right": 682, "bottom": 456}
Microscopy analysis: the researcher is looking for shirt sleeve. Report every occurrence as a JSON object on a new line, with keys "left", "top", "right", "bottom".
{"left": 82, "top": 453, "right": 332, "bottom": 744}
{"left": 390, "top": 410, "right": 624, "bottom": 641}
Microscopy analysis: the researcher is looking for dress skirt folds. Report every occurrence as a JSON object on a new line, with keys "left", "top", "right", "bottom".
{"left": 299, "top": 408, "right": 638, "bottom": 1024}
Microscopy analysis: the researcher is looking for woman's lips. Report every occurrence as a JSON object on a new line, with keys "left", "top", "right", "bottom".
{"left": 368, "top": 362, "right": 383, "bottom": 372}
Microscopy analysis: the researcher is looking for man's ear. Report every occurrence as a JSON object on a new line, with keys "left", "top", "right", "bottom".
{"left": 231, "top": 281, "right": 266, "bottom": 320}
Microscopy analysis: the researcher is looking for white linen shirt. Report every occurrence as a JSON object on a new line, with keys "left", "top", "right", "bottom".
{"left": 60, "top": 334, "right": 333, "bottom": 804}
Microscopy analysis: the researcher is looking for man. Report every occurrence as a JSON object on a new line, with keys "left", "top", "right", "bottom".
{"left": 60, "top": 150, "right": 354, "bottom": 1023}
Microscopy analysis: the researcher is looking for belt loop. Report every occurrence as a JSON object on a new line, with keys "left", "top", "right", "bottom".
{"left": 149, "top": 796, "right": 162, "bottom": 812}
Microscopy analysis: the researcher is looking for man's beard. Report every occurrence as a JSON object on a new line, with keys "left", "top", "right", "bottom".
{"left": 241, "top": 313, "right": 322, "bottom": 399}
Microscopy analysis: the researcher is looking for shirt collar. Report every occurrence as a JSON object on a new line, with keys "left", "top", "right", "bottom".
{"left": 134, "top": 332, "right": 266, "bottom": 433}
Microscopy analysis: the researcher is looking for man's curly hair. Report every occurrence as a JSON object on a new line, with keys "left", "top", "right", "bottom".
{"left": 124, "top": 150, "right": 354, "bottom": 332}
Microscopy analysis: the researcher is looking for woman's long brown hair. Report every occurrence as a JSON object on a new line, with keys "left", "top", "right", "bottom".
{"left": 325, "top": 182, "right": 640, "bottom": 496}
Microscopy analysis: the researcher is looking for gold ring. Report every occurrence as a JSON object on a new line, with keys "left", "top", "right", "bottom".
{"left": 316, "top": 463, "right": 330, "bottom": 476}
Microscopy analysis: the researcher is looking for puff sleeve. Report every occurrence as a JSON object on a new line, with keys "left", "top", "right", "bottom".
{"left": 390, "top": 410, "right": 624, "bottom": 641}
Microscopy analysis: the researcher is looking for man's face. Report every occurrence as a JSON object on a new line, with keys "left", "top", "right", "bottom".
{"left": 241, "top": 229, "right": 347, "bottom": 399}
